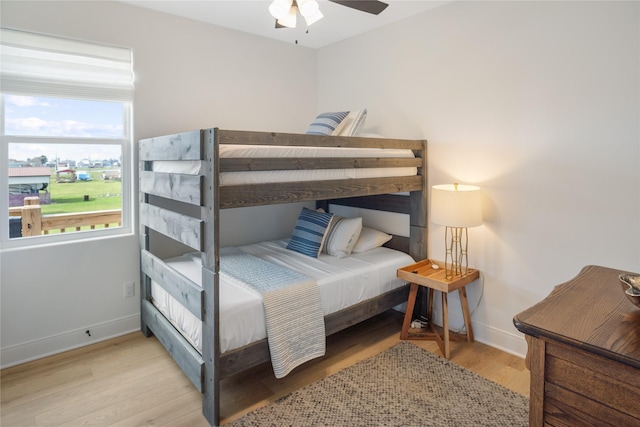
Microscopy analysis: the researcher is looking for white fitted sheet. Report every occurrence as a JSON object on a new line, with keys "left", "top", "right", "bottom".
{"left": 152, "top": 144, "right": 417, "bottom": 185}
{"left": 151, "top": 239, "right": 414, "bottom": 354}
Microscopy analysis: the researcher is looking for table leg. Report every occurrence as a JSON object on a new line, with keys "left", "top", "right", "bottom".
{"left": 442, "top": 291, "right": 450, "bottom": 358}
{"left": 400, "top": 283, "right": 419, "bottom": 340}
{"left": 427, "top": 288, "right": 435, "bottom": 323}
{"left": 458, "top": 286, "right": 474, "bottom": 342}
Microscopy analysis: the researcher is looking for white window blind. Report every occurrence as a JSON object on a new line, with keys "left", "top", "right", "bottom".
{"left": 0, "top": 28, "right": 133, "bottom": 101}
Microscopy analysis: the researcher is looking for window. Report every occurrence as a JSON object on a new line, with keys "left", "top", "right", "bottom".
{"left": 0, "top": 28, "right": 133, "bottom": 246}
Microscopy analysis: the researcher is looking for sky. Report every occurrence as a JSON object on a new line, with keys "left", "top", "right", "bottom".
{"left": 5, "top": 95, "right": 124, "bottom": 163}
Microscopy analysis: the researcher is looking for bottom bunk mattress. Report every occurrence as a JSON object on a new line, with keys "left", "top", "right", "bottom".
{"left": 151, "top": 239, "right": 414, "bottom": 354}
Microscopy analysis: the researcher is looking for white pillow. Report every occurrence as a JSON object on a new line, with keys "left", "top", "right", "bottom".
{"left": 323, "top": 216, "right": 363, "bottom": 258}
{"left": 337, "top": 109, "right": 367, "bottom": 136}
{"left": 351, "top": 227, "right": 392, "bottom": 254}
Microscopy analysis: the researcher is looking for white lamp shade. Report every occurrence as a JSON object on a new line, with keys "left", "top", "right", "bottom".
{"left": 431, "top": 184, "right": 483, "bottom": 228}
{"left": 304, "top": 9, "right": 324, "bottom": 26}
{"left": 269, "top": 0, "right": 293, "bottom": 20}
{"left": 297, "top": 0, "right": 319, "bottom": 17}
{"left": 277, "top": 5, "right": 298, "bottom": 28}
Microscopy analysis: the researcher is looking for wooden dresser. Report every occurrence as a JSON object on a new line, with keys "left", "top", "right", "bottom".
{"left": 513, "top": 265, "right": 640, "bottom": 427}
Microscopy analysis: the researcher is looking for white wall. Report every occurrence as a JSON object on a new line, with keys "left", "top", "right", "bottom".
{"left": 317, "top": 0, "right": 640, "bottom": 356}
{"left": 2, "top": 0, "right": 638, "bottom": 366}
{"left": 0, "top": 0, "right": 317, "bottom": 367}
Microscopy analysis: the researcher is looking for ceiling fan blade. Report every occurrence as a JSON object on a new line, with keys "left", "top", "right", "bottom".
{"left": 328, "top": 0, "right": 389, "bottom": 15}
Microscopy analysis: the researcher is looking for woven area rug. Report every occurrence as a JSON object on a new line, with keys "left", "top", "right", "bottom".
{"left": 228, "top": 341, "right": 529, "bottom": 427}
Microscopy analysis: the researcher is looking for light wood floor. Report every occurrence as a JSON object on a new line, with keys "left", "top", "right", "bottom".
{"left": 1, "top": 311, "right": 530, "bottom": 426}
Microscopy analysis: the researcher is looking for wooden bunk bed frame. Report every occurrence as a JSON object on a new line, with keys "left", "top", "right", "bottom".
{"left": 139, "top": 128, "right": 427, "bottom": 426}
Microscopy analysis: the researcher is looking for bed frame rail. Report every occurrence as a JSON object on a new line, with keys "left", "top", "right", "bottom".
{"left": 218, "top": 284, "right": 410, "bottom": 378}
{"left": 140, "top": 171, "right": 204, "bottom": 206}
{"left": 221, "top": 176, "right": 423, "bottom": 209}
{"left": 140, "top": 203, "right": 204, "bottom": 251}
{"left": 140, "top": 249, "right": 204, "bottom": 320}
{"left": 221, "top": 156, "right": 423, "bottom": 172}
{"left": 139, "top": 130, "right": 203, "bottom": 161}
{"left": 142, "top": 300, "right": 204, "bottom": 391}
{"left": 218, "top": 130, "right": 423, "bottom": 149}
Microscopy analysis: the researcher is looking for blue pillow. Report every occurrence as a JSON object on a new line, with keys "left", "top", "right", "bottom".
{"left": 305, "top": 111, "right": 350, "bottom": 135}
{"left": 287, "top": 207, "right": 334, "bottom": 258}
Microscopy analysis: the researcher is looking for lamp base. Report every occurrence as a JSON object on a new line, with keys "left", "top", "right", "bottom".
{"left": 444, "top": 226, "right": 470, "bottom": 280}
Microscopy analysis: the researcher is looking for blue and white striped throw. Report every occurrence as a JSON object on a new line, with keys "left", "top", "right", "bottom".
{"left": 221, "top": 249, "right": 325, "bottom": 378}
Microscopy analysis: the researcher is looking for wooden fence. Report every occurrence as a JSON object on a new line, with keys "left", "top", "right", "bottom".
{"left": 8, "top": 197, "right": 122, "bottom": 237}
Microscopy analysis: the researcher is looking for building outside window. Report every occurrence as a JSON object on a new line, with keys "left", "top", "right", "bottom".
{"left": 0, "top": 28, "right": 134, "bottom": 246}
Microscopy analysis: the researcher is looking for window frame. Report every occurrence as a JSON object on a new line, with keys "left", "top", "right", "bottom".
{"left": 0, "top": 96, "right": 134, "bottom": 248}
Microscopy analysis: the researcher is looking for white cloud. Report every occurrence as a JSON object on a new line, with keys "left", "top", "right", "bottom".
{"left": 5, "top": 95, "right": 50, "bottom": 107}
{"left": 5, "top": 117, "right": 122, "bottom": 138}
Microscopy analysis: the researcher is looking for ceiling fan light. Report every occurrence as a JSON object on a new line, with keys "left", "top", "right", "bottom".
{"left": 297, "top": 0, "right": 319, "bottom": 18}
{"left": 277, "top": 5, "right": 297, "bottom": 28}
{"left": 304, "top": 9, "right": 324, "bottom": 26}
{"left": 269, "top": 0, "right": 293, "bottom": 20}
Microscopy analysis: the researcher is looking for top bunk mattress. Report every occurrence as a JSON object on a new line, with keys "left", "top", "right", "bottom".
{"left": 151, "top": 144, "right": 417, "bottom": 185}
{"left": 151, "top": 239, "right": 414, "bottom": 354}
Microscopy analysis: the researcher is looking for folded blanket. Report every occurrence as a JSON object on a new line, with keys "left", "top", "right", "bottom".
{"left": 220, "top": 249, "right": 325, "bottom": 378}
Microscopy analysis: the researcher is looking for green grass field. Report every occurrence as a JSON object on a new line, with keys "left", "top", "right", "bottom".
{"left": 41, "top": 169, "right": 122, "bottom": 215}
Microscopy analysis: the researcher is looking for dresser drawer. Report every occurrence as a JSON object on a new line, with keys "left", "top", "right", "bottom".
{"left": 542, "top": 341, "right": 640, "bottom": 427}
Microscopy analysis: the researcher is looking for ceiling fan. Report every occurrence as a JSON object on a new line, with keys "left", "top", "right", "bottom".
{"left": 270, "top": 0, "right": 389, "bottom": 29}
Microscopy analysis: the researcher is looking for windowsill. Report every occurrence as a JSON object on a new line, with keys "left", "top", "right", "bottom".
{"left": 0, "top": 227, "right": 135, "bottom": 252}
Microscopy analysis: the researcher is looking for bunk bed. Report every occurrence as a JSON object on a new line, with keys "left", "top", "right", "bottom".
{"left": 139, "top": 128, "right": 427, "bottom": 426}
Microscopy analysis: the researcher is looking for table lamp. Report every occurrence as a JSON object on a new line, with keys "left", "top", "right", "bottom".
{"left": 431, "top": 183, "right": 482, "bottom": 279}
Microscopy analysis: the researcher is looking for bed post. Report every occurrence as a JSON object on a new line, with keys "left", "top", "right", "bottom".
{"left": 409, "top": 140, "right": 428, "bottom": 317}
{"left": 201, "top": 128, "right": 221, "bottom": 426}
{"left": 409, "top": 139, "right": 428, "bottom": 261}
{"left": 139, "top": 154, "right": 153, "bottom": 337}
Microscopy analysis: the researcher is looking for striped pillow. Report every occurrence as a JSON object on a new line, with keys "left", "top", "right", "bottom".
{"left": 305, "top": 111, "right": 350, "bottom": 135}
{"left": 287, "top": 207, "right": 334, "bottom": 258}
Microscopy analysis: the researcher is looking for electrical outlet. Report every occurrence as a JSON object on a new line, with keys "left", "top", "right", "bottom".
{"left": 124, "top": 281, "right": 135, "bottom": 298}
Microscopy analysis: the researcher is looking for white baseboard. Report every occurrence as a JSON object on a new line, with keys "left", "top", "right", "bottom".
{"left": 2, "top": 311, "right": 527, "bottom": 369}
{"left": 1, "top": 314, "right": 140, "bottom": 369}
{"left": 437, "top": 311, "right": 528, "bottom": 358}
{"left": 473, "top": 321, "right": 528, "bottom": 358}
{"left": 405, "top": 309, "right": 528, "bottom": 358}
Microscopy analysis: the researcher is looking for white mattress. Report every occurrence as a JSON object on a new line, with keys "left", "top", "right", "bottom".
{"left": 152, "top": 144, "right": 417, "bottom": 185}
{"left": 151, "top": 239, "right": 414, "bottom": 354}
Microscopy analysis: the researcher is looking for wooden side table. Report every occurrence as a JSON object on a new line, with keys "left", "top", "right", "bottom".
{"left": 397, "top": 259, "right": 479, "bottom": 358}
